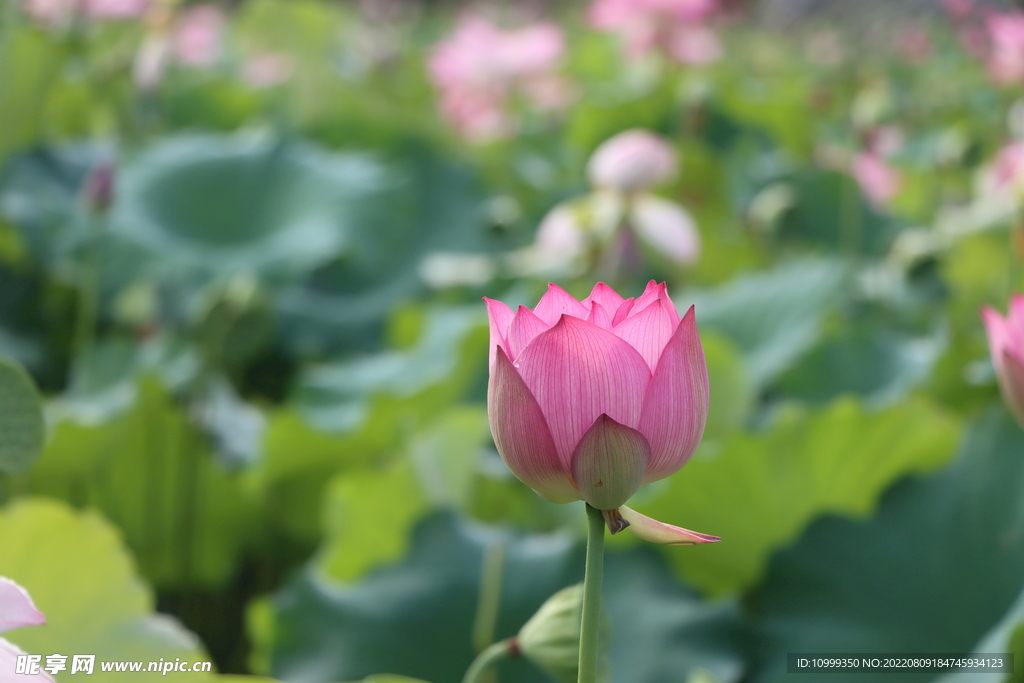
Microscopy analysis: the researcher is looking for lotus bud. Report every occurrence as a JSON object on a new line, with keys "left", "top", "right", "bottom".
{"left": 516, "top": 584, "right": 608, "bottom": 683}
{"left": 83, "top": 162, "right": 115, "bottom": 214}
{"left": 587, "top": 129, "right": 677, "bottom": 194}
{"left": 485, "top": 281, "right": 720, "bottom": 544}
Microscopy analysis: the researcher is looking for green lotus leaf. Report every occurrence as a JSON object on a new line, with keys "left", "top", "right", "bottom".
{"left": 109, "top": 133, "right": 393, "bottom": 277}
{"left": 0, "top": 498, "right": 212, "bottom": 681}
{"left": 748, "top": 408, "right": 1024, "bottom": 683}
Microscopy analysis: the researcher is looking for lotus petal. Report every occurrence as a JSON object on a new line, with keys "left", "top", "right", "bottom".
{"left": 570, "top": 415, "right": 650, "bottom": 509}
{"left": 515, "top": 315, "right": 651, "bottom": 467}
{"left": 619, "top": 506, "right": 720, "bottom": 545}
{"left": 488, "top": 348, "right": 580, "bottom": 503}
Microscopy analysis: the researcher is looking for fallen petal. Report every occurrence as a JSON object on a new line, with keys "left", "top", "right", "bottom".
{"left": 619, "top": 506, "right": 721, "bottom": 545}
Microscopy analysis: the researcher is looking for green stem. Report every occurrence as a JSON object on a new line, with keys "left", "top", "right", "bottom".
{"left": 578, "top": 504, "right": 605, "bottom": 683}
{"left": 472, "top": 542, "right": 505, "bottom": 654}
{"left": 461, "top": 639, "right": 511, "bottom": 683}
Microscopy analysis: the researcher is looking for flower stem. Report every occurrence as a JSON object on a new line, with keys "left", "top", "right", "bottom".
{"left": 578, "top": 503, "right": 605, "bottom": 683}
{"left": 461, "top": 639, "right": 511, "bottom": 683}
{"left": 73, "top": 213, "right": 103, "bottom": 369}
{"left": 472, "top": 542, "right": 505, "bottom": 654}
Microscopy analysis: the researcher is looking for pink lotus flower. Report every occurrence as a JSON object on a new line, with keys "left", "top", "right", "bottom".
{"left": 428, "top": 15, "right": 572, "bottom": 141}
{"left": 485, "top": 281, "right": 719, "bottom": 544}
{"left": 133, "top": 4, "right": 225, "bottom": 91}
{"left": 986, "top": 11, "right": 1024, "bottom": 85}
{"left": 982, "top": 295, "right": 1024, "bottom": 427}
{"left": 0, "top": 577, "right": 53, "bottom": 682}
{"left": 588, "top": 129, "right": 677, "bottom": 193}
{"left": 589, "top": 0, "right": 722, "bottom": 65}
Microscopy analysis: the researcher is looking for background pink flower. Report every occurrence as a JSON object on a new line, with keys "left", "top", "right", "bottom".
{"left": 86, "top": 0, "right": 148, "bottom": 19}
{"left": 986, "top": 11, "right": 1024, "bottom": 84}
{"left": 945, "top": 0, "right": 974, "bottom": 20}
{"left": 174, "top": 5, "right": 225, "bottom": 67}
{"left": 852, "top": 152, "right": 901, "bottom": 207}
{"left": 428, "top": 15, "right": 571, "bottom": 141}
{"left": 589, "top": 0, "right": 722, "bottom": 64}
{"left": 993, "top": 141, "right": 1024, "bottom": 191}
{"left": 243, "top": 53, "right": 295, "bottom": 88}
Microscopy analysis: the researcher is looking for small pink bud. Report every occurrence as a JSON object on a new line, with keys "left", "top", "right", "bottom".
{"left": 587, "top": 129, "right": 677, "bottom": 193}
{"left": 83, "top": 162, "right": 115, "bottom": 214}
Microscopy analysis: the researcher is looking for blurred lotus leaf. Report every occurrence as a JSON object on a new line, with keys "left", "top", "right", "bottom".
{"left": 777, "top": 170, "right": 898, "bottom": 256}
{"left": 935, "top": 583, "right": 1024, "bottom": 683}
{"left": 265, "top": 512, "right": 744, "bottom": 683}
{"left": 273, "top": 145, "right": 493, "bottom": 354}
{"left": 0, "top": 30, "right": 65, "bottom": 163}
{"left": 687, "top": 258, "right": 848, "bottom": 388}
{"left": 0, "top": 143, "right": 101, "bottom": 262}
{"left": 0, "top": 353, "right": 44, "bottom": 474}
{"left": 294, "top": 306, "right": 486, "bottom": 433}
{"left": 633, "top": 395, "right": 960, "bottom": 595}
{"left": 775, "top": 329, "right": 945, "bottom": 407}
{"left": 109, "top": 132, "right": 392, "bottom": 278}
{"left": 747, "top": 409, "right": 1024, "bottom": 683}
{"left": 0, "top": 498, "right": 212, "bottom": 681}
{"left": 700, "top": 331, "right": 754, "bottom": 440}
{"left": 17, "top": 378, "right": 254, "bottom": 589}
